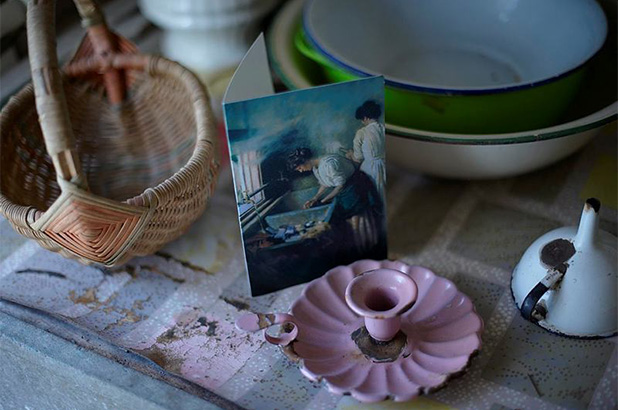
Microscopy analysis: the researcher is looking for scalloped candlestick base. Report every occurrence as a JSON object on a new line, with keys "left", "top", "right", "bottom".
{"left": 236, "top": 260, "right": 484, "bottom": 403}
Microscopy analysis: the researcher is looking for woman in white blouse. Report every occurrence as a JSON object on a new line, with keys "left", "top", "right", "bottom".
{"left": 349, "top": 100, "right": 386, "bottom": 198}
{"left": 287, "top": 147, "right": 384, "bottom": 254}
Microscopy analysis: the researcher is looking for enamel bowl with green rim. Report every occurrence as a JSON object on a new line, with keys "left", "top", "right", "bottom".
{"left": 300, "top": 0, "right": 608, "bottom": 134}
{"left": 268, "top": 0, "right": 617, "bottom": 179}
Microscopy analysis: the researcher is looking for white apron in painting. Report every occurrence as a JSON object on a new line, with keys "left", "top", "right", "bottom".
{"left": 353, "top": 121, "right": 386, "bottom": 198}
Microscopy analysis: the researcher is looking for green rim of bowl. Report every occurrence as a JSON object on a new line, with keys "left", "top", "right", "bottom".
{"left": 383, "top": 114, "right": 617, "bottom": 145}
{"left": 266, "top": 0, "right": 618, "bottom": 146}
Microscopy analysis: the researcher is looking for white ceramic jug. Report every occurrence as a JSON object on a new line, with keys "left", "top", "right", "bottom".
{"left": 511, "top": 198, "right": 617, "bottom": 338}
{"left": 139, "top": 0, "right": 280, "bottom": 74}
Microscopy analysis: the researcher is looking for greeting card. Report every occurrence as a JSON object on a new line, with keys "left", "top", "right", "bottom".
{"left": 223, "top": 35, "right": 387, "bottom": 296}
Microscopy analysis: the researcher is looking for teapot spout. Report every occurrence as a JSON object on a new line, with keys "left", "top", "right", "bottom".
{"left": 574, "top": 198, "right": 601, "bottom": 249}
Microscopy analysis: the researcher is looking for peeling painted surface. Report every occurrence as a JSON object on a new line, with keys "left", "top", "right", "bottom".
{"left": 221, "top": 297, "right": 250, "bottom": 311}
{"left": 15, "top": 269, "right": 67, "bottom": 279}
{"left": 540, "top": 239, "right": 576, "bottom": 269}
{"left": 350, "top": 326, "right": 407, "bottom": 363}
{"left": 1, "top": 127, "right": 617, "bottom": 409}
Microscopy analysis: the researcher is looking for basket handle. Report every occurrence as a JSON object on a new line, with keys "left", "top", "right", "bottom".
{"left": 73, "top": 0, "right": 106, "bottom": 26}
{"left": 26, "top": 0, "right": 86, "bottom": 187}
{"left": 26, "top": 0, "right": 126, "bottom": 187}
{"left": 72, "top": 0, "right": 127, "bottom": 104}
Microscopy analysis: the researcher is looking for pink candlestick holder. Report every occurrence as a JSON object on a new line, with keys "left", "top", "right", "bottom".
{"left": 236, "top": 260, "right": 483, "bottom": 403}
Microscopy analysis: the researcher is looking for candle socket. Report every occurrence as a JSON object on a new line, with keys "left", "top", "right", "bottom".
{"left": 345, "top": 268, "right": 418, "bottom": 342}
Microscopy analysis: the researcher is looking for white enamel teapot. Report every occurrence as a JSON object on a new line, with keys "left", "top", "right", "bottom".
{"left": 511, "top": 198, "right": 617, "bottom": 338}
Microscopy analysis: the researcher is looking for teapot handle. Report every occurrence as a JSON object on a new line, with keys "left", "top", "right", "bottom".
{"left": 235, "top": 313, "right": 298, "bottom": 346}
{"left": 520, "top": 269, "right": 564, "bottom": 321}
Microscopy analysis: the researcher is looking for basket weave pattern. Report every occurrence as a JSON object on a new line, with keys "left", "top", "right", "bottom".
{"left": 0, "top": 0, "right": 219, "bottom": 266}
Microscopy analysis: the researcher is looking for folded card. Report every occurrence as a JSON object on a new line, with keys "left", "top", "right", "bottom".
{"left": 223, "top": 34, "right": 387, "bottom": 296}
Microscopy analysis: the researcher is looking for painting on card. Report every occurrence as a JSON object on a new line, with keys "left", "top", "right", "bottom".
{"left": 224, "top": 76, "right": 387, "bottom": 296}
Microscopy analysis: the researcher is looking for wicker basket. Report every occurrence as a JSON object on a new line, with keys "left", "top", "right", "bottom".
{"left": 0, "top": 0, "right": 219, "bottom": 266}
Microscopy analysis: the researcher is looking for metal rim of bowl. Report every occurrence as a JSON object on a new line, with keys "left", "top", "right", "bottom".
{"left": 267, "top": 0, "right": 617, "bottom": 146}
{"left": 302, "top": 0, "right": 609, "bottom": 96}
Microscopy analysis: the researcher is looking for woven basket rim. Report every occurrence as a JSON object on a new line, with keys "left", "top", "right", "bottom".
{"left": 0, "top": 54, "right": 216, "bottom": 219}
